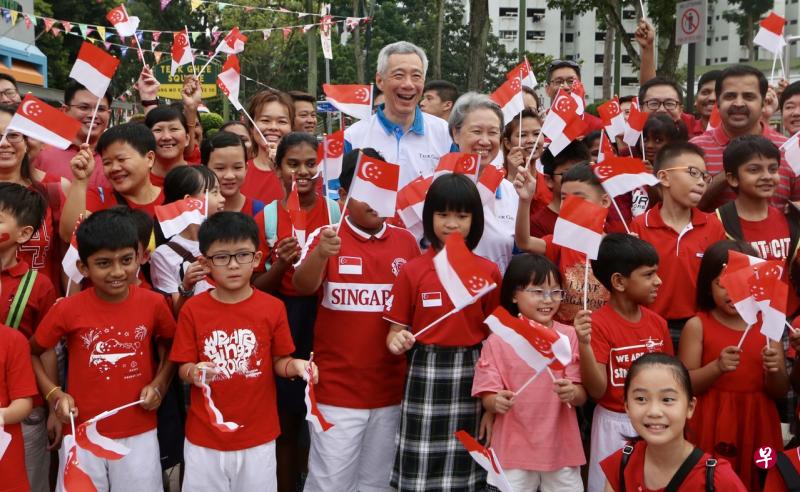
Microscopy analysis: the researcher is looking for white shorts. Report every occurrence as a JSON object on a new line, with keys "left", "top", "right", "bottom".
{"left": 304, "top": 404, "right": 400, "bottom": 492}
{"left": 587, "top": 405, "right": 636, "bottom": 492}
{"left": 495, "top": 467, "right": 584, "bottom": 492}
{"left": 182, "top": 439, "right": 277, "bottom": 492}
{"left": 22, "top": 406, "right": 50, "bottom": 492}
{"left": 56, "top": 428, "right": 161, "bottom": 492}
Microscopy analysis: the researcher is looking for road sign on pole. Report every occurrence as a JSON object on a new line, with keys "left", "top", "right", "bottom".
{"left": 676, "top": 0, "right": 706, "bottom": 46}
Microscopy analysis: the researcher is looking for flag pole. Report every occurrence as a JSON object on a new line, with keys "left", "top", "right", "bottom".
{"left": 85, "top": 97, "right": 103, "bottom": 145}
{"left": 786, "top": 320, "right": 800, "bottom": 334}
{"left": 515, "top": 367, "right": 546, "bottom": 396}
{"left": 321, "top": 135, "right": 334, "bottom": 225}
{"left": 198, "top": 52, "right": 217, "bottom": 78}
{"left": 89, "top": 399, "right": 146, "bottom": 423}
{"left": 779, "top": 48, "right": 787, "bottom": 81}
{"left": 240, "top": 108, "right": 269, "bottom": 148}
{"left": 545, "top": 366, "right": 573, "bottom": 408}
{"left": 524, "top": 132, "right": 543, "bottom": 171}
{"left": 609, "top": 197, "right": 631, "bottom": 234}
{"left": 736, "top": 324, "right": 751, "bottom": 350}
{"left": 186, "top": 26, "right": 197, "bottom": 77}
{"left": 122, "top": 5, "right": 148, "bottom": 70}
{"left": 771, "top": 52, "right": 778, "bottom": 86}
{"left": 582, "top": 257, "right": 590, "bottom": 310}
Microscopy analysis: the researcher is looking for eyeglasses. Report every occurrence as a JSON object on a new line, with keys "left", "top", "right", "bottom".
{"left": 520, "top": 288, "right": 566, "bottom": 301}
{"left": 549, "top": 77, "right": 578, "bottom": 87}
{"left": 67, "top": 104, "right": 111, "bottom": 114}
{"left": 642, "top": 99, "right": 680, "bottom": 111}
{"left": 662, "top": 166, "right": 712, "bottom": 183}
{"left": 208, "top": 251, "right": 256, "bottom": 266}
{"left": 0, "top": 132, "right": 23, "bottom": 144}
{"left": 0, "top": 89, "right": 18, "bottom": 99}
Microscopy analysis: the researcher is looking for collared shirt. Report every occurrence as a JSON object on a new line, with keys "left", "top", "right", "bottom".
{"left": 344, "top": 104, "right": 455, "bottom": 188}
{"left": 474, "top": 179, "right": 517, "bottom": 273}
{"left": 33, "top": 144, "right": 110, "bottom": 188}
{"left": 690, "top": 123, "right": 800, "bottom": 208}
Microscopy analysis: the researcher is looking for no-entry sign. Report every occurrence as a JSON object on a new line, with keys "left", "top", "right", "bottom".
{"left": 676, "top": 0, "right": 707, "bottom": 45}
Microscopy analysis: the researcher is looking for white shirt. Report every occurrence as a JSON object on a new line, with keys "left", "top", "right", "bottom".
{"left": 150, "top": 235, "right": 213, "bottom": 295}
{"left": 474, "top": 179, "right": 518, "bottom": 274}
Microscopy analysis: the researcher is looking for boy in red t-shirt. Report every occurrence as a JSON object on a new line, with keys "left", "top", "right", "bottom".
{"left": 515, "top": 163, "right": 612, "bottom": 323}
{"left": 0, "top": 183, "right": 58, "bottom": 492}
{"left": 170, "top": 212, "right": 316, "bottom": 492}
{"left": 59, "top": 123, "right": 164, "bottom": 243}
{"left": 573, "top": 233, "right": 673, "bottom": 492}
{"left": 293, "top": 149, "right": 420, "bottom": 491}
{"left": 31, "top": 208, "right": 176, "bottom": 492}
{"left": 630, "top": 142, "right": 726, "bottom": 349}
{"left": 719, "top": 135, "right": 799, "bottom": 313}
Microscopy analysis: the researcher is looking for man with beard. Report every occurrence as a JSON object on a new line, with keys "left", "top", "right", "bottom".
{"left": 690, "top": 65, "right": 800, "bottom": 211}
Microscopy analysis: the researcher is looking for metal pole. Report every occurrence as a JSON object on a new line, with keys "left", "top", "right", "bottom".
{"left": 519, "top": 0, "right": 526, "bottom": 60}
{"left": 687, "top": 43, "right": 696, "bottom": 110}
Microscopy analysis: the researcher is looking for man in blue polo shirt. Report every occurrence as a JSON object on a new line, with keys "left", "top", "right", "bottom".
{"left": 345, "top": 41, "right": 455, "bottom": 188}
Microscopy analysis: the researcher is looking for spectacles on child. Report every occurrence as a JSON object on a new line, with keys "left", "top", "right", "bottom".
{"left": 208, "top": 251, "right": 256, "bottom": 266}
{"left": 662, "top": 166, "right": 712, "bottom": 183}
{"left": 520, "top": 288, "right": 565, "bottom": 301}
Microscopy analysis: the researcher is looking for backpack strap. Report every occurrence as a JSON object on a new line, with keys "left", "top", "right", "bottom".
{"left": 664, "top": 447, "right": 704, "bottom": 492}
{"left": 113, "top": 189, "right": 129, "bottom": 207}
{"left": 716, "top": 201, "right": 743, "bottom": 241}
{"left": 618, "top": 443, "right": 635, "bottom": 492}
{"left": 5, "top": 270, "right": 38, "bottom": 329}
{"left": 325, "top": 196, "right": 341, "bottom": 225}
{"left": 777, "top": 451, "right": 800, "bottom": 492}
{"left": 263, "top": 200, "right": 279, "bottom": 248}
{"left": 785, "top": 204, "right": 800, "bottom": 303}
{"left": 251, "top": 199, "right": 266, "bottom": 216}
{"left": 164, "top": 241, "right": 197, "bottom": 281}
{"left": 704, "top": 457, "right": 716, "bottom": 492}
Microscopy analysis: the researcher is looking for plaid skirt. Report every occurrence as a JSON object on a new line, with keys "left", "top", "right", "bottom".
{"left": 391, "top": 343, "right": 486, "bottom": 492}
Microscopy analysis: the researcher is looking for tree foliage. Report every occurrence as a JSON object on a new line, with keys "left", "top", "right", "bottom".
{"left": 721, "top": 0, "right": 771, "bottom": 62}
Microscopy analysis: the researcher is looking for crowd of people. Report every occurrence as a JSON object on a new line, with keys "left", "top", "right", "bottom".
{"left": 3, "top": 16, "right": 800, "bottom": 492}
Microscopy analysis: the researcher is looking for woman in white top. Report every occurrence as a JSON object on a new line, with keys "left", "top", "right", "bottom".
{"left": 150, "top": 165, "right": 225, "bottom": 314}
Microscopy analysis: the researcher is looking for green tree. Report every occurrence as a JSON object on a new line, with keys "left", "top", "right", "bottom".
{"left": 721, "top": 0, "right": 771, "bottom": 62}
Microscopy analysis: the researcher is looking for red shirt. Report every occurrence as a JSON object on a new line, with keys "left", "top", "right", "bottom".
{"left": 18, "top": 184, "right": 60, "bottom": 290}
{"left": 34, "top": 144, "right": 110, "bottom": 189}
{"left": 765, "top": 447, "right": 800, "bottom": 492}
{"left": 591, "top": 304, "right": 672, "bottom": 412}
{"left": 739, "top": 207, "right": 791, "bottom": 262}
{"left": 630, "top": 204, "right": 727, "bottom": 320}
{"left": 543, "top": 236, "right": 610, "bottom": 323}
{"left": 169, "top": 290, "right": 295, "bottom": 450}
{"left": 690, "top": 123, "right": 800, "bottom": 208}
{"left": 530, "top": 205, "right": 557, "bottom": 238}
{"left": 0, "top": 261, "right": 56, "bottom": 340}
{"left": 254, "top": 195, "right": 339, "bottom": 296}
{"left": 601, "top": 440, "right": 746, "bottom": 491}
{"left": 240, "top": 161, "right": 285, "bottom": 204}
{"left": 0, "top": 324, "right": 37, "bottom": 492}
{"left": 239, "top": 196, "right": 262, "bottom": 217}
{"left": 33, "top": 286, "right": 176, "bottom": 438}
{"left": 383, "top": 248, "right": 501, "bottom": 347}
{"left": 682, "top": 112, "right": 706, "bottom": 138}
{"left": 85, "top": 186, "right": 165, "bottom": 218}
{"left": 301, "top": 220, "right": 420, "bottom": 408}
{"left": 150, "top": 172, "right": 164, "bottom": 188}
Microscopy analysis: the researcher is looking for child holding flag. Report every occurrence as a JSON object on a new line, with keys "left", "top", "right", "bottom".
{"left": 679, "top": 240, "right": 787, "bottom": 491}
{"left": 293, "top": 148, "right": 420, "bottom": 492}
{"left": 384, "top": 173, "right": 502, "bottom": 491}
{"left": 472, "top": 253, "right": 586, "bottom": 490}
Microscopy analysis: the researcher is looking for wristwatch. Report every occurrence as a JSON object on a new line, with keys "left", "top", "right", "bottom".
{"left": 178, "top": 283, "right": 194, "bottom": 297}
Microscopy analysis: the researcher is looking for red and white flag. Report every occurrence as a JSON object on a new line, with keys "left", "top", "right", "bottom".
{"left": 155, "top": 196, "right": 205, "bottom": 238}
{"left": 706, "top": 105, "right": 721, "bottom": 131}
{"left": 304, "top": 359, "right": 334, "bottom": 433}
{"left": 317, "top": 130, "right": 345, "bottom": 184}
{"left": 542, "top": 90, "right": 582, "bottom": 156}
{"left": 69, "top": 42, "right": 119, "bottom": 99}
{"left": 434, "top": 152, "right": 480, "bottom": 181}
{"left": 7, "top": 94, "right": 81, "bottom": 150}
{"left": 571, "top": 79, "right": 587, "bottom": 116}
{"left": 719, "top": 251, "right": 766, "bottom": 326}
{"left": 323, "top": 84, "right": 372, "bottom": 120}
{"left": 598, "top": 97, "right": 626, "bottom": 140}
{"left": 506, "top": 58, "right": 537, "bottom": 89}
{"left": 477, "top": 164, "right": 506, "bottom": 210}
{"left": 596, "top": 131, "right": 616, "bottom": 164}
{"left": 433, "top": 232, "right": 497, "bottom": 310}
{"left": 454, "top": 430, "right": 513, "bottom": 492}
{"left": 490, "top": 77, "right": 525, "bottom": 124}
{"left": 0, "top": 424, "right": 10, "bottom": 460}
{"left": 623, "top": 99, "right": 648, "bottom": 147}
{"left": 287, "top": 179, "right": 307, "bottom": 247}
{"left": 217, "top": 55, "right": 242, "bottom": 111}
{"left": 593, "top": 155, "right": 659, "bottom": 197}
{"left": 350, "top": 154, "right": 400, "bottom": 217}
{"left": 780, "top": 132, "right": 800, "bottom": 176}
{"left": 216, "top": 27, "right": 248, "bottom": 54}
{"left": 547, "top": 116, "right": 588, "bottom": 157}
{"left": 485, "top": 306, "right": 572, "bottom": 373}
{"left": 199, "top": 377, "right": 240, "bottom": 432}
{"left": 63, "top": 435, "right": 97, "bottom": 492}
{"left": 754, "top": 12, "right": 786, "bottom": 55}
{"left": 171, "top": 28, "right": 194, "bottom": 76}
{"left": 553, "top": 194, "right": 608, "bottom": 260}
{"left": 396, "top": 175, "right": 432, "bottom": 238}
{"left": 62, "top": 223, "right": 82, "bottom": 285}
{"left": 106, "top": 5, "right": 139, "bottom": 38}
{"left": 75, "top": 421, "right": 130, "bottom": 460}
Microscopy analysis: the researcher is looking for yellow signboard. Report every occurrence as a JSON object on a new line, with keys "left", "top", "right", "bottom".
{"left": 154, "top": 59, "right": 219, "bottom": 100}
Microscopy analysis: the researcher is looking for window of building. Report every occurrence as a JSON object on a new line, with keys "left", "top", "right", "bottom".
{"left": 622, "top": 10, "right": 636, "bottom": 20}
{"left": 499, "top": 7, "right": 518, "bottom": 17}
{"left": 499, "top": 30, "right": 517, "bottom": 40}
{"left": 595, "top": 54, "right": 604, "bottom": 63}
{"left": 622, "top": 77, "right": 638, "bottom": 86}
{"left": 527, "top": 8, "right": 545, "bottom": 21}
{"left": 594, "top": 77, "right": 604, "bottom": 86}
{"left": 595, "top": 32, "right": 606, "bottom": 41}
{"left": 527, "top": 31, "right": 545, "bottom": 40}
{"left": 706, "top": 58, "right": 711, "bottom": 64}
{"left": 721, "top": 35, "right": 728, "bottom": 40}
{"left": 720, "top": 57, "right": 728, "bottom": 62}
{"left": 565, "top": 33, "right": 574, "bottom": 42}
{"left": 706, "top": 37, "right": 711, "bottom": 46}
{"left": 622, "top": 55, "right": 631, "bottom": 63}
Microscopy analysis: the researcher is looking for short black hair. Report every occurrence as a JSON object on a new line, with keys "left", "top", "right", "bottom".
{"left": 339, "top": 148, "right": 385, "bottom": 192}
{"left": 639, "top": 77, "right": 683, "bottom": 105}
{"left": 163, "top": 165, "right": 218, "bottom": 204}
{"left": 560, "top": 161, "right": 603, "bottom": 192}
{"left": 546, "top": 59, "right": 581, "bottom": 82}
{"left": 0, "top": 182, "right": 46, "bottom": 233}
{"left": 0, "top": 73, "right": 19, "bottom": 89}
{"left": 424, "top": 80, "right": 459, "bottom": 103}
{"left": 696, "top": 240, "right": 758, "bottom": 311}
{"left": 274, "top": 132, "right": 317, "bottom": 169}
{"left": 619, "top": 95, "right": 635, "bottom": 104}
{"left": 201, "top": 131, "right": 247, "bottom": 166}
{"left": 521, "top": 86, "right": 540, "bottom": 108}
{"left": 584, "top": 130, "right": 602, "bottom": 148}
{"left": 780, "top": 80, "right": 800, "bottom": 110}
{"left": 76, "top": 208, "right": 138, "bottom": 262}
{"left": 698, "top": 70, "right": 722, "bottom": 90}
{"left": 96, "top": 122, "right": 156, "bottom": 158}
{"left": 716, "top": 64, "right": 768, "bottom": 101}
{"left": 643, "top": 113, "right": 688, "bottom": 142}
{"left": 722, "top": 135, "right": 780, "bottom": 179}
{"left": 422, "top": 173, "right": 484, "bottom": 251}
{"left": 500, "top": 254, "right": 562, "bottom": 316}
{"left": 287, "top": 90, "right": 317, "bottom": 105}
{"left": 198, "top": 211, "right": 259, "bottom": 255}
{"left": 219, "top": 120, "right": 249, "bottom": 133}
{"left": 540, "top": 141, "right": 590, "bottom": 176}
{"left": 591, "top": 233, "right": 660, "bottom": 291}
{"left": 653, "top": 141, "right": 705, "bottom": 172}
{"left": 624, "top": 353, "right": 694, "bottom": 402}
{"left": 144, "top": 105, "right": 188, "bottom": 132}
{"left": 64, "top": 80, "right": 112, "bottom": 107}
{"left": 502, "top": 108, "right": 539, "bottom": 143}
{"left": 111, "top": 206, "right": 153, "bottom": 248}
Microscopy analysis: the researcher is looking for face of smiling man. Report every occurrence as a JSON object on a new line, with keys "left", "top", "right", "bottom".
{"left": 375, "top": 52, "right": 425, "bottom": 129}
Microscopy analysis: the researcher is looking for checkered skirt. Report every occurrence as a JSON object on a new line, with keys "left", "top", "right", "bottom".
{"left": 390, "top": 343, "right": 486, "bottom": 492}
